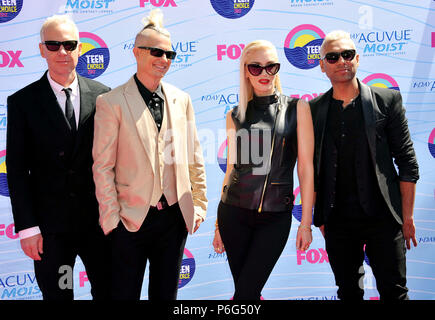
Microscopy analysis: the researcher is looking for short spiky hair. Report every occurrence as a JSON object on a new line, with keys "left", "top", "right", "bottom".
{"left": 40, "top": 14, "right": 79, "bottom": 42}
{"left": 319, "top": 30, "right": 355, "bottom": 56}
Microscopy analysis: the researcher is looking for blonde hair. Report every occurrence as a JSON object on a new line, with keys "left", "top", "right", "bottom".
{"left": 40, "top": 14, "right": 79, "bottom": 42}
{"left": 237, "top": 40, "right": 282, "bottom": 122}
{"left": 320, "top": 30, "right": 355, "bottom": 56}
{"left": 134, "top": 9, "right": 170, "bottom": 46}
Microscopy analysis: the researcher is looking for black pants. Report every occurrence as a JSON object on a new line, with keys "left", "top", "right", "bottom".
{"left": 218, "top": 201, "right": 291, "bottom": 300}
{"left": 34, "top": 228, "right": 111, "bottom": 300}
{"left": 324, "top": 216, "right": 409, "bottom": 300}
{"left": 110, "top": 203, "right": 187, "bottom": 300}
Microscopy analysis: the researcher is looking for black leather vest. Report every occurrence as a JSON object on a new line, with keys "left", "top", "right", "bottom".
{"left": 221, "top": 93, "right": 298, "bottom": 212}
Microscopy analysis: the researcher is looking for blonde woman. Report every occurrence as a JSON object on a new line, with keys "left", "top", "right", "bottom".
{"left": 212, "top": 40, "right": 314, "bottom": 300}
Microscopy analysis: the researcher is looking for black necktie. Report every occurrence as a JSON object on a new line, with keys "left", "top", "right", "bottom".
{"left": 62, "top": 88, "right": 77, "bottom": 134}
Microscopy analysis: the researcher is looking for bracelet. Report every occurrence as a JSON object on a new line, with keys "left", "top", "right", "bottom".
{"left": 215, "top": 219, "right": 219, "bottom": 231}
{"left": 298, "top": 224, "right": 312, "bottom": 232}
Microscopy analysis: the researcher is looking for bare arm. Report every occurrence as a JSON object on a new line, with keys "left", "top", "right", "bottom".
{"left": 213, "top": 110, "right": 236, "bottom": 253}
{"left": 295, "top": 99, "right": 315, "bottom": 251}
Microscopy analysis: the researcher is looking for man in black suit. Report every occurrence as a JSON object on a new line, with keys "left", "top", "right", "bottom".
{"left": 6, "top": 14, "right": 110, "bottom": 300}
{"left": 310, "top": 30, "right": 419, "bottom": 300}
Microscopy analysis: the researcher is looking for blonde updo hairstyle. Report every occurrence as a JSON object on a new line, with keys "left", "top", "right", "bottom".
{"left": 134, "top": 9, "right": 171, "bottom": 47}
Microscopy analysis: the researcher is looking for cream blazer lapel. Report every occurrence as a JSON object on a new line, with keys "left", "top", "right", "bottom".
{"left": 161, "top": 82, "right": 207, "bottom": 234}
{"left": 161, "top": 80, "right": 182, "bottom": 163}
{"left": 161, "top": 82, "right": 188, "bottom": 194}
{"left": 123, "top": 76, "right": 157, "bottom": 173}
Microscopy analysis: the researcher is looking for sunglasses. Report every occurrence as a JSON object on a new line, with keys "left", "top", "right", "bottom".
{"left": 137, "top": 46, "right": 177, "bottom": 60}
{"left": 43, "top": 40, "right": 78, "bottom": 52}
{"left": 322, "top": 49, "right": 356, "bottom": 64}
{"left": 246, "top": 63, "right": 280, "bottom": 76}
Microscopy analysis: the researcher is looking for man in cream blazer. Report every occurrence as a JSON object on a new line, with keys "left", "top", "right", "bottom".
{"left": 92, "top": 10, "right": 207, "bottom": 300}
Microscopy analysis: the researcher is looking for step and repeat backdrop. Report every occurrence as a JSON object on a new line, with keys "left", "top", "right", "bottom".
{"left": 0, "top": 0, "right": 434, "bottom": 300}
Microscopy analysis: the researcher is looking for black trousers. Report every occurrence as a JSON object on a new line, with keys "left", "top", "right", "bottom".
{"left": 218, "top": 201, "right": 291, "bottom": 300}
{"left": 324, "top": 215, "right": 409, "bottom": 300}
{"left": 110, "top": 203, "right": 187, "bottom": 300}
{"left": 34, "top": 228, "right": 111, "bottom": 300}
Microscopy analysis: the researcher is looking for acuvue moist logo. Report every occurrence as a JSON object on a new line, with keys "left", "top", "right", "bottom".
{"left": 351, "top": 29, "right": 412, "bottom": 57}
{"left": 123, "top": 40, "right": 198, "bottom": 68}
{"left": 284, "top": 24, "right": 325, "bottom": 70}
{"left": 0, "top": 0, "right": 23, "bottom": 23}
{"left": 76, "top": 32, "right": 110, "bottom": 79}
{"left": 361, "top": 73, "right": 400, "bottom": 91}
{"left": 64, "top": 0, "right": 115, "bottom": 13}
{"left": 210, "top": 0, "right": 254, "bottom": 19}
{"left": 171, "top": 40, "right": 198, "bottom": 68}
{"left": 1, "top": 272, "right": 41, "bottom": 300}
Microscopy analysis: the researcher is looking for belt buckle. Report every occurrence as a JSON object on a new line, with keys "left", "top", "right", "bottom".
{"left": 156, "top": 201, "right": 164, "bottom": 210}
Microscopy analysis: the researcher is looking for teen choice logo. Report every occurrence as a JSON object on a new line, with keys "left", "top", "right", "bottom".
{"left": 217, "top": 139, "right": 228, "bottom": 173}
{"left": 362, "top": 73, "right": 400, "bottom": 91}
{"left": 210, "top": 0, "right": 255, "bottom": 19}
{"left": 291, "top": 186, "right": 313, "bottom": 224}
{"left": 0, "top": 149, "right": 9, "bottom": 197}
{"left": 76, "top": 32, "right": 110, "bottom": 79}
{"left": 428, "top": 128, "right": 435, "bottom": 159}
{"left": 291, "top": 186, "right": 302, "bottom": 221}
{"left": 179, "top": 248, "right": 195, "bottom": 288}
{"left": 0, "top": 0, "right": 23, "bottom": 23}
{"left": 284, "top": 24, "right": 325, "bottom": 70}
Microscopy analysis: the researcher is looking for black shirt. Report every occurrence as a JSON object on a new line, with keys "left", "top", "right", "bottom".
{"left": 134, "top": 74, "right": 164, "bottom": 131}
{"left": 320, "top": 93, "right": 388, "bottom": 222}
{"left": 328, "top": 95, "right": 364, "bottom": 217}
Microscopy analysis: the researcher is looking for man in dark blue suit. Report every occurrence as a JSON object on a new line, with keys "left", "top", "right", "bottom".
{"left": 310, "top": 30, "right": 419, "bottom": 300}
{"left": 6, "top": 15, "right": 110, "bottom": 300}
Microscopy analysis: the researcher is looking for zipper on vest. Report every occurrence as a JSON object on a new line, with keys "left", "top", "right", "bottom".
{"left": 258, "top": 103, "right": 281, "bottom": 213}
{"left": 279, "top": 137, "right": 286, "bottom": 165}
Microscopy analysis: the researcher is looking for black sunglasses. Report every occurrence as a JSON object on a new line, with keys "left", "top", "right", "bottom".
{"left": 43, "top": 40, "right": 78, "bottom": 52}
{"left": 322, "top": 49, "right": 356, "bottom": 64}
{"left": 246, "top": 63, "right": 280, "bottom": 76}
{"left": 137, "top": 46, "right": 177, "bottom": 60}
